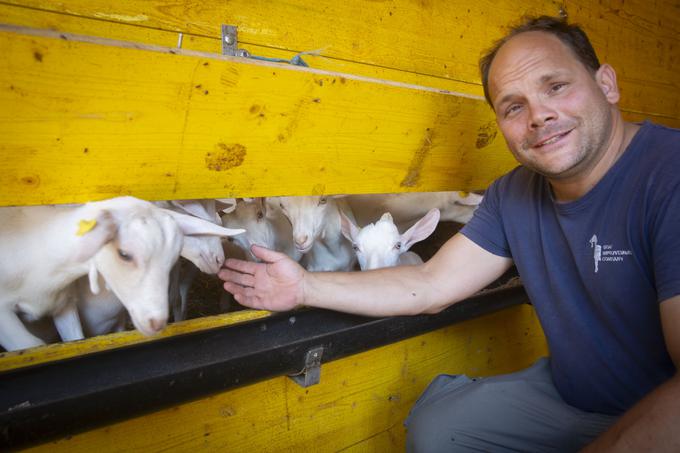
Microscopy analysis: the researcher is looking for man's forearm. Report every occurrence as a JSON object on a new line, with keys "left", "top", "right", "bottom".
{"left": 301, "top": 264, "right": 454, "bottom": 317}
{"left": 581, "top": 373, "right": 680, "bottom": 452}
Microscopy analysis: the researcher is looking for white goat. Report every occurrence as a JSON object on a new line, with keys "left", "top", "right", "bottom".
{"left": 347, "top": 191, "right": 482, "bottom": 229}
{"left": 157, "top": 199, "right": 226, "bottom": 322}
{"left": 271, "top": 196, "right": 357, "bottom": 272}
{"left": 75, "top": 198, "right": 231, "bottom": 334}
{"left": 0, "top": 196, "right": 244, "bottom": 351}
{"left": 220, "top": 198, "right": 302, "bottom": 263}
{"left": 340, "top": 208, "right": 440, "bottom": 270}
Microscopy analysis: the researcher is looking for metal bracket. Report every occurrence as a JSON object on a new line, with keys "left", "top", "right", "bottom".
{"left": 288, "top": 346, "right": 324, "bottom": 387}
{"left": 221, "top": 24, "right": 250, "bottom": 57}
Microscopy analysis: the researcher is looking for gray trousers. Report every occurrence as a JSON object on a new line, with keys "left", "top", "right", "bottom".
{"left": 405, "top": 358, "right": 618, "bottom": 452}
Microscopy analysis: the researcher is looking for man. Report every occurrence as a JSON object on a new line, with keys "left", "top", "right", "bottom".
{"left": 219, "top": 15, "right": 680, "bottom": 452}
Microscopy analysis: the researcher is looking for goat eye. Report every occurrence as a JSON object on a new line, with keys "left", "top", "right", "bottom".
{"left": 319, "top": 197, "right": 327, "bottom": 205}
{"left": 256, "top": 211, "right": 264, "bottom": 220}
{"left": 395, "top": 242, "right": 402, "bottom": 250}
{"left": 352, "top": 244, "right": 360, "bottom": 252}
{"left": 117, "top": 249, "right": 133, "bottom": 262}
{"left": 279, "top": 203, "right": 285, "bottom": 210}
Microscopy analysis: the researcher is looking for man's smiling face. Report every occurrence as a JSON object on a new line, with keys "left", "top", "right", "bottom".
{"left": 488, "top": 31, "right": 617, "bottom": 181}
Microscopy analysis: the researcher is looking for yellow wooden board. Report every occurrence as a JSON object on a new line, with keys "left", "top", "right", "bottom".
{"left": 0, "top": 25, "right": 516, "bottom": 206}
{"left": 2, "top": 0, "right": 678, "bottom": 123}
{"left": 26, "top": 304, "right": 548, "bottom": 452}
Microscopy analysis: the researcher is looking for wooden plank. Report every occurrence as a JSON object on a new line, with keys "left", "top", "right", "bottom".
{"left": 0, "top": 3, "right": 484, "bottom": 96}
{"left": 25, "top": 304, "right": 549, "bottom": 452}
{"left": 2, "top": 0, "right": 678, "bottom": 122}
{"left": 0, "top": 310, "right": 271, "bottom": 372}
{"left": 0, "top": 26, "right": 514, "bottom": 206}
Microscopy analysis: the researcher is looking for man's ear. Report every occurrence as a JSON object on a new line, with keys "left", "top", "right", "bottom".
{"left": 595, "top": 64, "right": 620, "bottom": 104}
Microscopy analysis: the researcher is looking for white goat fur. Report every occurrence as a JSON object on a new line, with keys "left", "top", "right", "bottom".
{"left": 347, "top": 191, "right": 482, "bottom": 230}
{"left": 76, "top": 198, "right": 232, "bottom": 334}
{"left": 341, "top": 208, "right": 440, "bottom": 270}
{"left": 0, "top": 196, "right": 244, "bottom": 351}
{"left": 221, "top": 198, "right": 302, "bottom": 263}
{"left": 271, "top": 196, "right": 356, "bottom": 272}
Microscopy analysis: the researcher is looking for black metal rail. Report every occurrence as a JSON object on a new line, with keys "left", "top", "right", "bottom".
{"left": 0, "top": 285, "right": 528, "bottom": 449}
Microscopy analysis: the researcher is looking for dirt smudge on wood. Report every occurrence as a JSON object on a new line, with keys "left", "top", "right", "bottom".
{"left": 206, "top": 143, "right": 247, "bottom": 171}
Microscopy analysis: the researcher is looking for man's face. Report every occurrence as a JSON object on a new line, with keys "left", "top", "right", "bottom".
{"left": 488, "top": 31, "right": 615, "bottom": 181}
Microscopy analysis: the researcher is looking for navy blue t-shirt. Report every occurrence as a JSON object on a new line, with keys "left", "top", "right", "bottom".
{"left": 461, "top": 121, "right": 680, "bottom": 415}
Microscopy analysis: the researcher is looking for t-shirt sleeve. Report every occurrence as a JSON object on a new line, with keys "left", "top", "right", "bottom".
{"left": 460, "top": 179, "right": 512, "bottom": 258}
{"left": 652, "top": 181, "right": 680, "bottom": 302}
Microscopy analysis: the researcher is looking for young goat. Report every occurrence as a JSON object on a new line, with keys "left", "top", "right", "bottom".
{"left": 271, "top": 196, "right": 356, "bottom": 272}
{"left": 0, "top": 196, "right": 244, "bottom": 351}
{"left": 221, "top": 198, "right": 302, "bottom": 263}
{"left": 340, "top": 208, "right": 440, "bottom": 270}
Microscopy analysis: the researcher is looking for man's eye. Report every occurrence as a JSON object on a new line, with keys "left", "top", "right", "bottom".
{"left": 550, "top": 83, "right": 567, "bottom": 93}
{"left": 505, "top": 104, "right": 522, "bottom": 117}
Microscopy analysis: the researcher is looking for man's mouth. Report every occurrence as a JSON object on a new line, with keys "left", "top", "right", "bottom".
{"left": 533, "top": 129, "right": 573, "bottom": 148}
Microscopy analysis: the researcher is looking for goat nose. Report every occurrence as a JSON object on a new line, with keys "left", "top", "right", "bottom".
{"left": 149, "top": 317, "right": 167, "bottom": 333}
{"left": 295, "top": 235, "right": 308, "bottom": 246}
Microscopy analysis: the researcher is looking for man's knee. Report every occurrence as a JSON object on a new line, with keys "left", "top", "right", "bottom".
{"left": 405, "top": 379, "right": 488, "bottom": 452}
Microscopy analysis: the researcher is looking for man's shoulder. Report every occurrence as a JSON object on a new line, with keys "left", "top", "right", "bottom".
{"left": 636, "top": 121, "right": 680, "bottom": 152}
{"left": 634, "top": 121, "right": 680, "bottom": 178}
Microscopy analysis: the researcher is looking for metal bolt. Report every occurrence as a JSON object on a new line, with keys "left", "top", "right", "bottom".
{"left": 224, "top": 35, "right": 235, "bottom": 45}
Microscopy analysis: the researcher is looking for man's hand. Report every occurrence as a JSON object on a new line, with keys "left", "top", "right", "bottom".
{"left": 218, "top": 245, "right": 305, "bottom": 311}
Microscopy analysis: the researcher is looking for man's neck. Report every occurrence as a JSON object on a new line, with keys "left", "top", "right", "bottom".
{"left": 550, "top": 118, "right": 640, "bottom": 202}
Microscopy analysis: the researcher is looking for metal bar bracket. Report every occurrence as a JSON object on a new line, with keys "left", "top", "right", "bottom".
{"left": 221, "top": 24, "right": 250, "bottom": 57}
{"left": 288, "top": 346, "right": 324, "bottom": 388}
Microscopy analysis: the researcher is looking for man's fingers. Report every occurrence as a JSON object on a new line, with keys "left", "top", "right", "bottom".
{"left": 223, "top": 258, "right": 258, "bottom": 274}
{"left": 218, "top": 268, "right": 257, "bottom": 287}
{"left": 251, "top": 245, "right": 287, "bottom": 263}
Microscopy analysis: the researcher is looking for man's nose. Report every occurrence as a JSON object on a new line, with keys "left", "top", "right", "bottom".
{"left": 528, "top": 101, "right": 557, "bottom": 129}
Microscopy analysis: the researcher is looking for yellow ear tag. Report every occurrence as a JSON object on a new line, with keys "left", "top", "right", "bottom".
{"left": 457, "top": 191, "right": 469, "bottom": 198}
{"left": 76, "top": 219, "right": 97, "bottom": 236}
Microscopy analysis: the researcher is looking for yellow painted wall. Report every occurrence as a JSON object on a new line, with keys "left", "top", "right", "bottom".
{"left": 1, "top": 1, "right": 678, "bottom": 205}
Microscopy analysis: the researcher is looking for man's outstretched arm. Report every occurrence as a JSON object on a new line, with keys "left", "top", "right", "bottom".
{"left": 218, "top": 232, "right": 513, "bottom": 317}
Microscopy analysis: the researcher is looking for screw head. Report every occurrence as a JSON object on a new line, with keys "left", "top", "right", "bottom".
{"left": 224, "top": 35, "right": 235, "bottom": 45}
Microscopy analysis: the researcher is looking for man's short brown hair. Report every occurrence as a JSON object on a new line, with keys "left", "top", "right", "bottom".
{"left": 479, "top": 15, "right": 601, "bottom": 108}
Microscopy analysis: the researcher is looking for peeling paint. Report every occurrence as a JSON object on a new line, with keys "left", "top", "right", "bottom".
{"left": 206, "top": 143, "right": 247, "bottom": 171}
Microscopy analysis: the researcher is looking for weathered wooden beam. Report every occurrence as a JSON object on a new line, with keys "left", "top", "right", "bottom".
{"left": 0, "top": 25, "right": 513, "bottom": 206}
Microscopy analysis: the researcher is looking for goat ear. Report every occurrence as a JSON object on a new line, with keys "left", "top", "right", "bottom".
{"left": 215, "top": 198, "right": 237, "bottom": 214}
{"left": 400, "top": 208, "right": 440, "bottom": 251}
{"left": 170, "top": 200, "right": 216, "bottom": 223}
{"left": 74, "top": 209, "right": 118, "bottom": 262}
{"left": 163, "top": 209, "right": 245, "bottom": 237}
{"left": 339, "top": 211, "right": 359, "bottom": 242}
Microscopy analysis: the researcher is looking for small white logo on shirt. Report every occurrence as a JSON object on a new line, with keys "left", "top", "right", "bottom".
{"left": 589, "top": 234, "right": 633, "bottom": 273}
